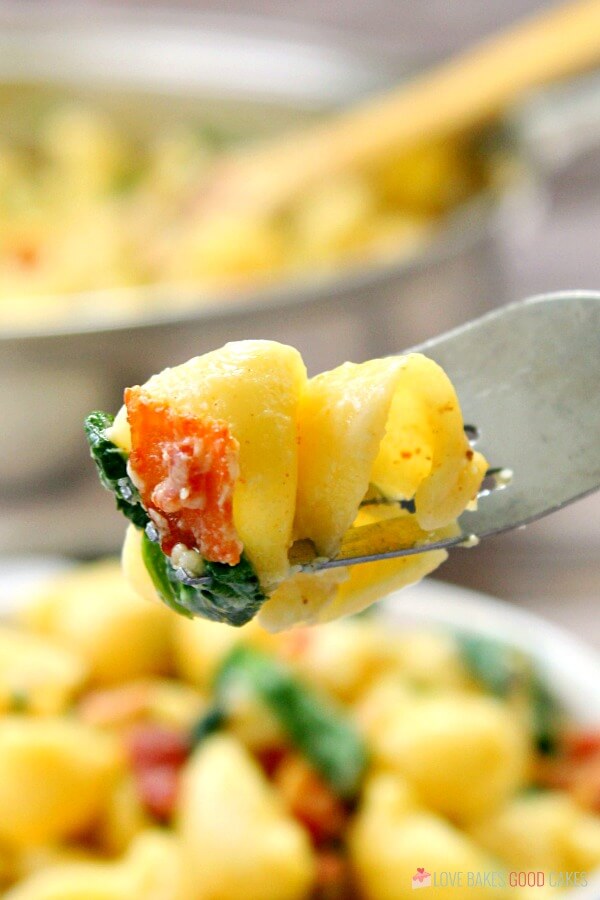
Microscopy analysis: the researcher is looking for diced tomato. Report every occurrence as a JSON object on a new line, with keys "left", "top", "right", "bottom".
{"left": 125, "top": 386, "right": 242, "bottom": 564}
{"left": 274, "top": 755, "right": 347, "bottom": 845}
{"left": 564, "top": 730, "right": 600, "bottom": 761}
{"left": 535, "top": 731, "right": 600, "bottom": 813}
{"left": 126, "top": 725, "right": 189, "bottom": 821}
{"left": 255, "top": 745, "right": 288, "bottom": 778}
{"left": 134, "top": 763, "right": 181, "bottom": 821}
{"left": 127, "top": 724, "right": 190, "bottom": 769}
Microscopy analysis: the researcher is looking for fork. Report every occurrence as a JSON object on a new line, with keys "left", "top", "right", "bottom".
{"left": 290, "top": 291, "right": 600, "bottom": 571}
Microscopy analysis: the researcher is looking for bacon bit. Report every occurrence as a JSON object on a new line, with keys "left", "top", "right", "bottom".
{"left": 401, "top": 451, "right": 413, "bottom": 459}
{"left": 133, "top": 763, "right": 181, "bottom": 821}
{"left": 466, "top": 449, "right": 474, "bottom": 460}
{"left": 314, "top": 850, "right": 351, "bottom": 900}
{"left": 274, "top": 755, "right": 348, "bottom": 845}
{"left": 125, "top": 387, "right": 243, "bottom": 564}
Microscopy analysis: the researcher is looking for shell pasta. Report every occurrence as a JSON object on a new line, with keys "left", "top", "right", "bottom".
{"left": 295, "top": 352, "right": 486, "bottom": 553}
{"left": 2, "top": 562, "right": 600, "bottom": 898}
{"left": 89, "top": 340, "right": 486, "bottom": 629}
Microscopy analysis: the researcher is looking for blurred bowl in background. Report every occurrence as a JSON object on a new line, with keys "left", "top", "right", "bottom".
{"left": 0, "top": 4, "right": 545, "bottom": 556}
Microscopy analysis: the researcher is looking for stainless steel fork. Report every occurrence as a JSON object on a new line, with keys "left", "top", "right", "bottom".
{"left": 299, "top": 291, "right": 600, "bottom": 570}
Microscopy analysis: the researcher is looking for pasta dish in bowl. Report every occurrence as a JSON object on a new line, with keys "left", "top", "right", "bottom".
{"left": 0, "top": 560, "right": 597, "bottom": 897}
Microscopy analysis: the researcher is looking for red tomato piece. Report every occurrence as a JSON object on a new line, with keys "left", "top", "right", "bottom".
{"left": 134, "top": 763, "right": 181, "bottom": 821}
{"left": 127, "top": 724, "right": 190, "bottom": 769}
{"left": 255, "top": 745, "right": 288, "bottom": 779}
{"left": 125, "top": 386, "right": 243, "bottom": 564}
{"left": 565, "top": 730, "right": 600, "bottom": 761}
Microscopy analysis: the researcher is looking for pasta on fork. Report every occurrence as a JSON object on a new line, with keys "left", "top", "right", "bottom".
{"left": 86, "top": 340, "right": 486, "bottom": 629}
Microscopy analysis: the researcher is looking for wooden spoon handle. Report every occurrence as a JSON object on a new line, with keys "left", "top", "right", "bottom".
{"left": 211, "top": 0, "right": 600, "bottom": 216}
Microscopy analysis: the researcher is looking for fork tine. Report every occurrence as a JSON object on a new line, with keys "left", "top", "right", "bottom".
{"left": 308, "top": 292, "right": 600, "bottom": 571}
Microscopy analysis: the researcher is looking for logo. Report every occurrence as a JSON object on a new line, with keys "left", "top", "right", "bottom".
{"left": 412, "top": 868, "right": 432, "bottom": 889}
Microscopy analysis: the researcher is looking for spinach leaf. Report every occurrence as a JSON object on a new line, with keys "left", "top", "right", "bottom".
{"left": 142, "top": 532, "right": 266, "bottom": 626}
{"left": 189, "top": 705, "right": 227, "bottom": 747}
{"left": 84, "top": 411, "right": 149, "bottom": 529}
{"left": 457, "top": 633, "right": 518, "bottom": 696}
{"left": 140, "top": 533, "right": 195, "bottom": 619}
{"left": 216, "top": 645, "right": 368, "bottom": 797}
{"left": 456, "top": 633, "right": 564, "bottom": 755}
{"left": 530, "top": 678, "right": 563, "bottom": 756}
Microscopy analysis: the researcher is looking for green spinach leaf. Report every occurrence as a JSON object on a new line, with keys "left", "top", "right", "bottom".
{"left": 84, "top": 411, "right": 149, "bottom": 529}
{"left": 216, "top": 645, "right": 368, "bottom": 797}
{"left": 456, "top": 633, "right": 564, "bottom": 755}
{"left": 142, "top": 532, "right": 266, "bottom": 626}
{"left": 188, "top": 705, "right": 227, "bottom": 747}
